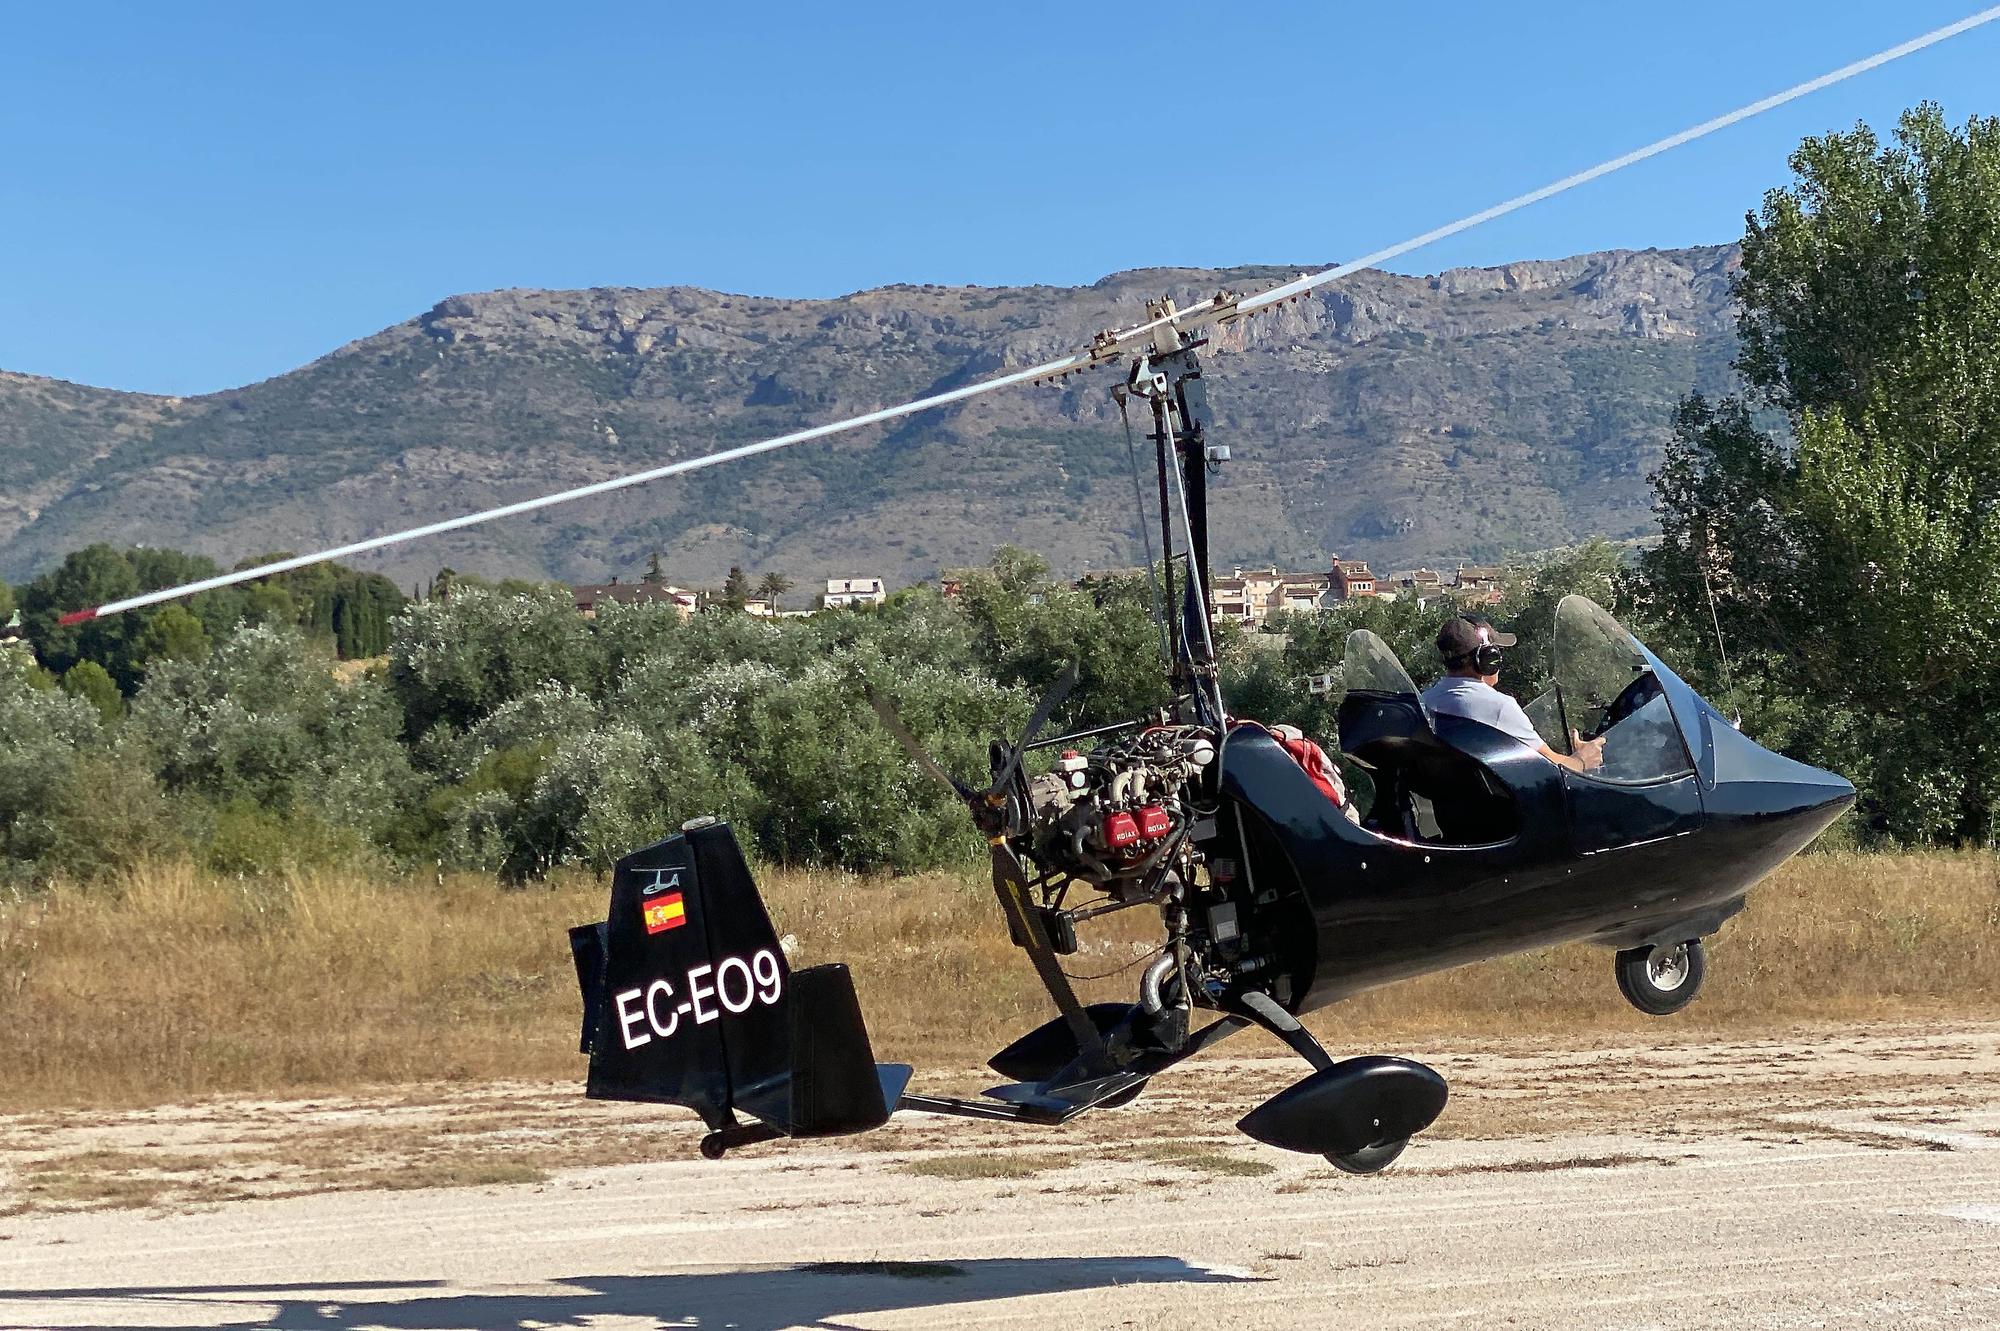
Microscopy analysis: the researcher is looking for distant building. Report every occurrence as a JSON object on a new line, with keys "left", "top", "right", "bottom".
{"left": 1389, "top": 568, "right": 1443, "bottom": 593}
{"left": 570, "top": 575, "right": 697, "bottom": 619}
{"left": 1209, "top": 565, "right": 1331, "bottom": 627}
{"left": 824, "top": 577, "right": 886, "bottom": 609}
{"left": 1210, "top": 574, "right": 1253, "bottom": 625}
{"left": 0, "top": 610, "right": 23, "bottom": 652}
{"left": 1451, "top": 563, "right": 1507, "bottom": 604}
{"left": 1275, "top": 578, "right": 1327, "bottom": 614}
{"left": 1325, "top": 557, "right": 1377, "bottom": 602}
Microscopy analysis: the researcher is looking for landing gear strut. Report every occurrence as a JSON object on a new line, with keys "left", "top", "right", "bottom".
{"left": 1228, "top": 991, "right": 1447, "bottom": 1175}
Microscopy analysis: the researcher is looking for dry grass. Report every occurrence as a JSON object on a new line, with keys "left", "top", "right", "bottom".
{"left": 1130, "top": 1141, "right": 1277, "bottom": 1177}
{"left": 0, "top": 851, "right": 1993, "bottom": 1110}
{"left": 898, "top": 1153, "right": 1067, "bottom": 1181}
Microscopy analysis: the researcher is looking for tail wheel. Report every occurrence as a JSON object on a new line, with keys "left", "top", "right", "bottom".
{"left": 1325, "top": 1138, "right": 1408, "bottom": 1175}
{"left": 1615, "top": 938, "right": 1707, "bottom": 1015}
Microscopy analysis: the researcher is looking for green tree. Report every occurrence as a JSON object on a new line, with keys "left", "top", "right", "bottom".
{"left": 59, "top": 660, "right": 124, "bottom": 722}
{"left": 754, "top": 571, "right": 792, "bottom": 609}
{"left": 16, "top": 544, "right": 144, "bottom": 681}
{"left": 721, "top": 565, "right": 751, "bottom": 610}
{"left": 1493, "top": 538, "right": 1633, "bottom": 694}
{"left": 1641, "top": 104, "right": 2000, "bottom": 842}
{"left": 131, "top": 624, "right": 415, "bottom": 852}
{"left": 387, "top": 585, "right": 602, "bottom": 735}
{"left": 0, "top": 650, "right": 103, "bottom": 876}
{"left": 134, "top": 604, "right": 211, "bottom": 671}
{"left": 952, "top": 547, "right": 1170, "bottom": 728}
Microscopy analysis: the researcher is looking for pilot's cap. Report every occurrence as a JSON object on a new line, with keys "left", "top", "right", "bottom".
{"left": 1437, "top": 614, "right": 1517, "bottom": 659}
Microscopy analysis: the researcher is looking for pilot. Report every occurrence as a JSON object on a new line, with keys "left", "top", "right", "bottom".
{"left": 1422, "top": 615, "right": 1604, "bottom": 774}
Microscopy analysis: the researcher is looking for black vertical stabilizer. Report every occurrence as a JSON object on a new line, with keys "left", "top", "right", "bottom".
{"left": 573, "top": 819, "right": 904, "bottom": 1146}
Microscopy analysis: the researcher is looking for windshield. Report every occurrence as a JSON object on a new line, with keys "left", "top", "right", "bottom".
{"left": 1540, "top": 596, "right": 1695, "bottom": 785}
{"left": 1343, "top": 630, "right": 1422, "bottom": 700}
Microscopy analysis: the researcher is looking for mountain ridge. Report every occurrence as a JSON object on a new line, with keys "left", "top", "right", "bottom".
{"left": 0, "top": 244, "right": 1741, "bottom": 589}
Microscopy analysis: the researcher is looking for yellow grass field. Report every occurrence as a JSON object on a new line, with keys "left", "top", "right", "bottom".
{"left": 0, "top": 852, "right": 1994, "bottom": 1109}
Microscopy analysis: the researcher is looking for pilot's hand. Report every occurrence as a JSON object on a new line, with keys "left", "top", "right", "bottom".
{"left": 1570, "top": 729, "right": 1606, "bottom": 772}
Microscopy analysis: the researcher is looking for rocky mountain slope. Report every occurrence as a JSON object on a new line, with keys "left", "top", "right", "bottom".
{"left": 0, "top": 246, "right": 1741, "bottom": 589}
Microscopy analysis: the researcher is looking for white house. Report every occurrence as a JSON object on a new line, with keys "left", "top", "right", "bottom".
{"left": 824, "top": 577, "right": 887, "bottom": 609}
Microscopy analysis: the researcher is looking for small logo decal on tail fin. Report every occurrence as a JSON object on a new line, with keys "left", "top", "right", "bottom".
{"left": 643, "top": 891, "right": 687, "bottom": 934}
{"left": 638, "top": 869, "right": 682, "bottom": 896}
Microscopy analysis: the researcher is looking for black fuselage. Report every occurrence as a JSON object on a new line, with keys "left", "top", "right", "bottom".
{"left": 1214, "top": 708, "right": 1854, "bottom": 1014}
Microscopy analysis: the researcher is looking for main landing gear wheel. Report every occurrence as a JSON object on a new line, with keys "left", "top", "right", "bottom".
{"left": 1325, "top": 1138, "right": 1408, "bottom": 1175}
{"left": 1615, "top": 938, "right": 1707, "bottom": 1015}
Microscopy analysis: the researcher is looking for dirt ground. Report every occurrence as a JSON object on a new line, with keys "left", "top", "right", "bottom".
{"left": 2, "top": 1020, "right": 1998, "bottom": 1329}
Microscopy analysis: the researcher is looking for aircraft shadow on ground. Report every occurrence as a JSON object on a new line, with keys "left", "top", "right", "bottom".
{"left": 2, "top": 1257, "right": 1256, "bottom": 1331}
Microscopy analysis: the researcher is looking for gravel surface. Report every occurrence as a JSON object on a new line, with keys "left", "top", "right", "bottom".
{"left": 2, "top": 1022, "right": 1997, "bottom": 1329}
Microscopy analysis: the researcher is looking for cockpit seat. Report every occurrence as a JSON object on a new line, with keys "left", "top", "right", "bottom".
{"left": 1339, "top": 693, "right": 1518, "bottom": 845}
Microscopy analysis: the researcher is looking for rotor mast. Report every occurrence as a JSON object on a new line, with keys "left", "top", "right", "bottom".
{"left": 1117, "top": 297, "right": 1229, "bottom": 725}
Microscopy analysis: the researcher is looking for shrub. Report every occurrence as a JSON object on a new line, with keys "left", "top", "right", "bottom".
{"left": 0, "top": 652, "right": 104, "bottom": 874}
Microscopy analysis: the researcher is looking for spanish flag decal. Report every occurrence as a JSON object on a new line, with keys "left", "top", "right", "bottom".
{"left": 642, "top": 891, "right": 687, "bottom": 934}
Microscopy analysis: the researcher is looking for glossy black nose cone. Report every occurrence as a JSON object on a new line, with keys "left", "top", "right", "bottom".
{"left": 1704, "top": 715, "right": 1855, "bottom": 846}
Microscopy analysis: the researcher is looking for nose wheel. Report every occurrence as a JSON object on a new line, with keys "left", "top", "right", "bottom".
{"left": 1615, "top": 938, "right": 1707, "bottom": 1015}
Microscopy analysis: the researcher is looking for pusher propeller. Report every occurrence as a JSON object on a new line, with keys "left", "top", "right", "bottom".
{"left": 984, "top": 663, "right": 1078, "bottom": 811}
{"left": 868, "top": 663, "right": 1109, "bottom": 1068}
{"left": 867, "top": 663, "right": 1079, "bottom": 830}
{"left": 865, "top": 691, "right": 976, "bottom": 802}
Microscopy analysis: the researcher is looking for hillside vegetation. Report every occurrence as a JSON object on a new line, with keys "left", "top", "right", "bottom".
{"left": 0, "top": 541, "right": 1675, "bottom": 888}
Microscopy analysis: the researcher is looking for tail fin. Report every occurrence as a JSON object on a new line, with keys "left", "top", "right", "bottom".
{"left": 571, "top": 818, "right": 909, "bottom": 1144}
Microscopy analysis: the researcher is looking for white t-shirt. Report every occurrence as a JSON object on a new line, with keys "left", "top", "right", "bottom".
{"left": 1420, "top": 676, "right": 1545, "bottom": 751}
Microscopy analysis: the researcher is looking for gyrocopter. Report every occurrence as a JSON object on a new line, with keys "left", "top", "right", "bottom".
{"left": 59, "top": 14, "right": 1988, "bottom": 1174}
{"left": 565, "top": 309, "right": 1853, "bottom": 1171}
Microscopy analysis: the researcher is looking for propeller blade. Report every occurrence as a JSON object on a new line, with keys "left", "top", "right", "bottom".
{"left": 986, "top": 837, "right": 1112, "bottom": 1069}
{"left": 985, "top": 663, "right": 1079, "bottom": 802}
{"left": 867, "top": 689, "right": 975, "bottom": 800}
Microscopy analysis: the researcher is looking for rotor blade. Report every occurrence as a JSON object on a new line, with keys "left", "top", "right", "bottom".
{"left": 55, "top": 5, "right": 2000, "bottom": 626}
{"left": 1228, "top": 3, "right": 2000, "bottom": 322}
{"left": 987, "top": 663, "right": 1079, "bottom": 800}
{"left": 867, "top": 690, "right": 975, "bottom": 800}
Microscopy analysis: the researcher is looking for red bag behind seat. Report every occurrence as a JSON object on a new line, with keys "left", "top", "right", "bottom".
{"left": 1237, "top": 721, "right": 1347, "bottom": 808}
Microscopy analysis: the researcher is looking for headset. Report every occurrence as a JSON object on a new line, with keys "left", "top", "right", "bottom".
{"left": 1449, "top": 622, "right": 1505, "bottom": 676}
{"left": 1470, "top": 629, "right": 1505, "bottom": 677}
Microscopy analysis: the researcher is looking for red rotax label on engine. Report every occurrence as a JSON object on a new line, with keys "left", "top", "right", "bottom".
{"left": 1139, "top": 805, "right": 1170, "bottom": 839}
{"left": 1104, "top": 811, "right": 1140, "bottom": 849}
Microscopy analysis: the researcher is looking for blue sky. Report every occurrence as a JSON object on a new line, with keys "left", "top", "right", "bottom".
{"left": 3, "top": 1, "right": 1996, "bottom": 397}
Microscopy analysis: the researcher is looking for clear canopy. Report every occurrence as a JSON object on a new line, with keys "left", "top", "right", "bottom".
{"left": 1530, "top": 596, "right": 1694, "bottom": 785}
{"left": 1343, "top": 629, "right": 1422, "bottom": 702}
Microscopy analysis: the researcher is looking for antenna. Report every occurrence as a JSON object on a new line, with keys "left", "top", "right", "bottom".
{"left": 1698, "top": 524, "right": 1736, "bottom": 695}
{"left": 55, "top": 6, "right": 2000, "bottom": 627}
